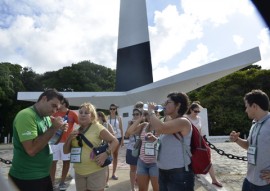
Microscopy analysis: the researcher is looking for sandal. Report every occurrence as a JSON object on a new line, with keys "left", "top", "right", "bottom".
{"left": 212, "top": 182, "right": 223, "bottom": 188}
{"left": 111, "top": 175, "right": 118, "bottom": 180}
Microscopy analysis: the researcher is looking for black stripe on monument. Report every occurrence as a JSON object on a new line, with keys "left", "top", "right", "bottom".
{"left": 115, "top": 41, "right": 153, "bottom": 91}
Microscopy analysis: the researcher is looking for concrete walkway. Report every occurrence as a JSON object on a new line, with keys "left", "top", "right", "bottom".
{"left": 0, "top": 142, "right": 247, "bottom": 191}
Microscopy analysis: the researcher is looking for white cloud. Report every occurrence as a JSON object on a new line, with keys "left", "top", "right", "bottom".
{"left": 0, "top": 0, "right": 120, "bottom": 73}
{"left": 257, "top": 28, "right": 270, "bottom": 69}
{"left": 181, "top": 0, "right": 254, "bottom": 25}
{"left": 0, "top": 0, "right": 269, "bottom": 79}
{"left": 233, "top": 35, "right": 244, "bottom": 48}
{"left": 149, "top": 4, "right": 203, "bottom": 68}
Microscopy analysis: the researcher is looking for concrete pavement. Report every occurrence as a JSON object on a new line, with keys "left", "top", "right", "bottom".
{"left": 0, "top": 141, "right": 247, "bottom": 191}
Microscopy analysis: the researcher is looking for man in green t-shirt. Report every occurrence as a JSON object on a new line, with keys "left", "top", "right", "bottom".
{"left": 9, "top": 89, "right": 67, "bottom": 191}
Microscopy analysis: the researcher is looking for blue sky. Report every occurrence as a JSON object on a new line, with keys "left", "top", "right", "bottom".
{"left": 0, "top": 0, "right": 269, "bottom": 81}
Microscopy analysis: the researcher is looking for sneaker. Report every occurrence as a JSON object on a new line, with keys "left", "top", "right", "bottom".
{"left": 111, "top": 175, "right": 118, "bottom": 180}
{"left": 59, "top": 182, "right": 68, "bottom": 191}
{"left": 53, "top": 183, "right": 58, "bottom": 191}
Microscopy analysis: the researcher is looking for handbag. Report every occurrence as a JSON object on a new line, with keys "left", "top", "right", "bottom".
{"left": 132, "top": 138, "right": 142, "bottom": 157}
{"left": 131, "top": 123, "right": 149, "bottom": 157}
{"left": 79, "top": 133, "right": 112, "bottom": 167}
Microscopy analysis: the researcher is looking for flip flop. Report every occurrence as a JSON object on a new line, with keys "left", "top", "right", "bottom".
{"left": 111, "top": 175, "right": 118, "bottom": 180}
{"left": 212, "top": 182, "right": 223, "bottom": 187}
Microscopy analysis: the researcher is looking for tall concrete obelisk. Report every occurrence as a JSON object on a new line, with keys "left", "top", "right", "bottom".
{"left": 115, "top": 0, "right": 153, "bottom": 91}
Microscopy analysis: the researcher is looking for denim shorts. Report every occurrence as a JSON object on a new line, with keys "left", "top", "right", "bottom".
{"left": 136, "top": 158, "right": 159, "bottom": 177}
{"left": 126, "top": 149, "right": 138, "bottom": 165}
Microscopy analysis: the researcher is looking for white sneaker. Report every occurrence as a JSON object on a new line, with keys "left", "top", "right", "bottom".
{"left": 59, "top": 182, "right": 68, "bottom": 191}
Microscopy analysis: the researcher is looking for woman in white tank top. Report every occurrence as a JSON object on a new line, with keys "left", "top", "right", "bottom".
{"left": 186, "top": 102, "right": 222, "bottom": 188}
{"left": 108, "top": 104, "right": 124, "bottom": 180}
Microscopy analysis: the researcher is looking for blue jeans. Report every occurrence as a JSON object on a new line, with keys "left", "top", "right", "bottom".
{"left": 242, "top": 178, "right": 270, "bottom": 191}
{"left": 159, "top": 167, "right": 194, "bottom": 191}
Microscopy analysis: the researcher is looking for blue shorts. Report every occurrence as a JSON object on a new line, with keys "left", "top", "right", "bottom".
{"left": 126, "top": 149, "right": 138, "bottom": 165}
{"left": 136, "top": 158, "right": 159, "bottom": 177}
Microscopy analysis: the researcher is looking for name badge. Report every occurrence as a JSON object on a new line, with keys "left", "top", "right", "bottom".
{"left": 247, "top": 146, "right": 256, "bottom": 165}
{"left": 70, "top": 147, "right": 82, "bottom": 163}
{"left": 145, "top": 142, "right": 155, "bottom": 156}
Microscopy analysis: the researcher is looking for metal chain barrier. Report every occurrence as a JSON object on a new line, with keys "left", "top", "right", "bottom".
{"left": 204, "top": 136, "right": 247, "bottom": 161}
{"left": 0, "top": 157, "right": 12, "bottom": 164}
{"left": 0, "top": 138, "right": 247, "bottom": 164}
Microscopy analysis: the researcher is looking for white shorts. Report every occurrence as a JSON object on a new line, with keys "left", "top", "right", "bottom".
{"left": 51, "top": 143, "right": 70, "bottom": 161}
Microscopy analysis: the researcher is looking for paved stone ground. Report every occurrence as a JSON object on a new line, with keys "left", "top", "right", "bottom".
{"left": 0, "top": 142, "right": 247, "bottom": 191}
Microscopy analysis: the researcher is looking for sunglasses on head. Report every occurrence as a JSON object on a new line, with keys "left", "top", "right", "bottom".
{"left": 76, "top": 134, "right": 83, "bottom": 147}
{"left": 193, "top": 110, "right": 200, "bottom": 113}
{"left": 132, "top": 113, "right": 140, "bottom": 117}
{"left": 110, "top": 108, "right": 116, "bottom": 111}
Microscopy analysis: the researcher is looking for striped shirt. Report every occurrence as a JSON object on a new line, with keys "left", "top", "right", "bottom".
{"left": 139, "top": 123, "right": 157, "bottom": 164}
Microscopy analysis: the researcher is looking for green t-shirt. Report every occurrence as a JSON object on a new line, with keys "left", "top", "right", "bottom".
{"left": 9, "top": 107, "right": 53, "bottom": 180}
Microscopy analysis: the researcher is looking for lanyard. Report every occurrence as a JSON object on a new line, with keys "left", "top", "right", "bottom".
{"left": 250, "top": 115, "right": 270, "bottom": 146}
{"left": 109, "top": 116, "right": 117, "bottom": 127}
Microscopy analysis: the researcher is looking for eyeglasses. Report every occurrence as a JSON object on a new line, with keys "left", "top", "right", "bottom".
{"left": 132, "top": 113, "right": 140, "bottom": 116}
{"left": 164, "top": 100, "right": 173, "bottom": 105}
{"left": 79, "top": 111, "right": 90, "bottom": 115}
{"left": 110, "top": 108, "right": 116, "bottom": 111}
{"left": 193, "top": 110, "right": 200, "bottom": 113}
{"left": 76, "top": 134, "right": 83, "bottom": 147}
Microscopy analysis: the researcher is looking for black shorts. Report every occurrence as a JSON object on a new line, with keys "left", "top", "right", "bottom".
{"left": 126, "top": 149, "right": 139, "bottom": 165}
{"left": 9, "top": 174, "right": 53, "bottom": 191}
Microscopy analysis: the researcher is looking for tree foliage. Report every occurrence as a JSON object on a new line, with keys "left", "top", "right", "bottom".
{"left": 188, "top": 67, "right": 270, "bottom": 136}
{"left": 40, "top": 61, "right": 115, "bottom": 91}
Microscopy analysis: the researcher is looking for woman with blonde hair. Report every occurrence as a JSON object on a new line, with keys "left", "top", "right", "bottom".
{"left": 64, "top": 102, "right": 118, "bottom": 191}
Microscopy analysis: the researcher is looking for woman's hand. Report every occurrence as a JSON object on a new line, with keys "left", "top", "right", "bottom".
{"left": 147, "top": 102, "right": 156, "bottom": 112}
{"left": 96, "top": 152, "right": 108, "bottom": 167}
{"left": 260, "top": 170, "right": 270, "bottom": 183}
{"left": 145, "top": 132, "right": 157, "bottom": 142}
{"left": 68, "top": 129, "right": 79, "bottom": 140}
